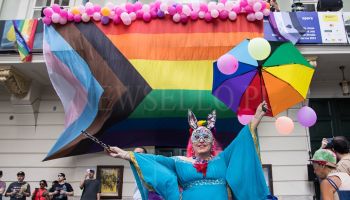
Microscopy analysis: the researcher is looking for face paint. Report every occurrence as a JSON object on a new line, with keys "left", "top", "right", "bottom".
{"left": 191, "top": 127, "right": 213, "bottom": 144}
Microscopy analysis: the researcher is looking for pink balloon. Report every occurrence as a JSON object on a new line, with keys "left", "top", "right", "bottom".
{"left": 150, "top": 9, "right": 157, "bottom": 19}
{"left": 275, "top": 116, "right": 294, "bottom": 135}
{"left": 245, "top": 5, "right": 254, "bottom": 13}
{"left": 190, "top": 11, "right": 198, "bottom": 20}
{"left": 42, "top": 17, "right": 52, "bottom": 25}
{"left": 261, "top": 1, "right": 267, "bottom": 10}
{"left": 93, "top": 5, "right": 101, "bottom": 12}
{"left": 263, "top": 8, "right": 270, "bottom": 16}
{"left": 43, "top": 7, "right": 53, "bottom": 17}
{"left": 200, "top": 3, "right": 208, "bottom": 12}
{"left": 232, "top": 5, "right": 241, "bottom": 13}
{"left": 168, "top": 6, "right": 176, "bottom": 15}
{"left": 85, "top": 7, "right": 94, "bottom": 16}
{"left": 247, "top": 13, "right": 256, "bottom": 21}
{"left": 134, "top": 2, "right": 143, "bottom": 11}
{"left": 60, "top": 9, "right": 68, "bottom": 18}
{"left": 52, "top": 4, "right": 61, "bottom": 13}
{"left": 219, "top": 10, "right": 228, "bottom": 20}
{"left": 175, "top": 4, "right": 183, "bottom": 13}
{"left": 115, "top": 7, "right": 124, "bottom": 15}
{"left": 238, "top": 114, "right": 254, "bottom": 125}
{"left": 180, "top": 14, "right": 188, "bottom": 24}
{"left": 217, "top": 54, "right": 239, "bottom": 75}
{"left": 143, "top": 12, "right": 151, "bottom": 22}
{"left": 113, "top": 15, "right": 121, "bottom": 24}
{"left": 59, "top": 17, "right": 67, "bottom": 25}
{"left": 136, "top": 10, "right": 144, "bottom": 19}
{"left": 73, "top": 15, "right": 81, "bottom": 23}
{"left": 297, "top": 106, "right": 317, "bottom": 127}
{"left": 125, "top": 3, "right": 134, "bottom": 13}
{"left": 240, "top": 0, "right": 248, "bottom": 7}
{"left": 204, "top": 12, "right": 212, "bottom": 22}
{"left": 67, "top": 12, "right": 74, "bottom": 21}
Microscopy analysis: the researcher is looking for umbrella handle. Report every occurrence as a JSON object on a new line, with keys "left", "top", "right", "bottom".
{"left": 81, "top": 130, "right": 111, "bottom": 150}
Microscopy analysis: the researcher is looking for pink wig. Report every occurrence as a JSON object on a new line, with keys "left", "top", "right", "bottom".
{"left": 186, "top": 127, "right": 222, "bottom": 158}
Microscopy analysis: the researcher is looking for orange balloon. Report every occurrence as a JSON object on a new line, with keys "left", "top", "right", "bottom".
{"left": 71, "top": 7, "right": 80, "bottom": 15}
{"left": 265, "top": 3, "right": 270, "bottom": 10}
{"left": 101, "top": 7, "right": 111, "bottom": 16}
{"left": 275, "top": 116, "right": 294, "bottom": 135}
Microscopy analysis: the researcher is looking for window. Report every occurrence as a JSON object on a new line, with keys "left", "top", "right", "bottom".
{"left": 32, "top": 0, "right": 74, "bottom": 19}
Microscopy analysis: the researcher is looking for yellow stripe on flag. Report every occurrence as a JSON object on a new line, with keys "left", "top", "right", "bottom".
{"left": 264, "top": 64, "right": 314, "bottom": 98}
{"left": 130, "top": 59, "right": 213, "bottom": 90}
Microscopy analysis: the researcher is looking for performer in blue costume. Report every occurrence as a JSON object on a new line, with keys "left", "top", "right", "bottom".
{"left": 107, "top": 102, "right": 269, "bottom": 200}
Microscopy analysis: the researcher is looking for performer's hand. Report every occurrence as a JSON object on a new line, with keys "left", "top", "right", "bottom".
{"left": 106, "top": 147, "right": 130, "bottom": 160}
{"left": 255, "top": 101, "right": 268, "bottom": 117}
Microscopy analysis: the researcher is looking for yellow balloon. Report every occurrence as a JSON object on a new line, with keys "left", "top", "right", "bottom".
{"left": 248, "top": 37, "right": 271, "bottom": 60}
{"left": 71, "top": 7, "right": 80, "bottom": 15}
{"left": 101, "top": 7, "right": 111, "bottom": 16}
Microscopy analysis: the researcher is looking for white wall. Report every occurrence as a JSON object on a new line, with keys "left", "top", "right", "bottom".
{"left": 0, "top": 86, "right": 138, "bottom": 200}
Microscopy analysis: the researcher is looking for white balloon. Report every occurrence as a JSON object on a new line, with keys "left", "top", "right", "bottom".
{"left": 255, "top": 11, "right": 263, "bottom": 20}
{"left": 248, "top": 0, "right": 255, "bottom": 6}
{"left": 210, "top": 9, "right": 219, "bottom": 18}
{"left": 82, "top": 13, "right": 90, "bottom": 22}
{"left": 253, "top": 2, "right": 262, "bottom": 12}
{"left": 59, "top": 17, "right": 67, "bottom": 24}
{"left": 182, "top": 5, "right": 191, "bottom": 16}
{"left": 262, "top": 8, "right": 270, "bottom": 16}
{"left": 247, "top": 13, "right": 256, "bottom": 21}
{"left": 160, "top": 3, "right": 168, "bottom": 12}
{"left": 173, "top": 13, "right": 180, "bottom": 22}
{"left": 142, "top": 4, "right": 150, "bottom": 12}
{"left": 85, "top": 2, "right": 93, "bottom": 8}
{"left": 51, "top": 13, "right": 60, "bottom": 23}
{"left": 225, "top": 1, "right": 235, "bottom": 11}
{"left": 93, "top": 12, "right": 101, "bottom": 21}
{"left": 192, "top": 2, "right": 200, "bottom": 12}
{"left": 198, "top": 11, "right": 205, "bottom": 19}
{"left": 106, "top": 2, "right": 114, "bottom": 9}
{"left": 129, "top": 12, "right": 136, "bottom": 21}
{"left": 228, "top": 11, "right": 237, "bottom": 21}
{"left": 217, "top": 3, "right": 225, "bottom": 11}
{"left": 208, "top": 1, "right": 217, "bottom": 11}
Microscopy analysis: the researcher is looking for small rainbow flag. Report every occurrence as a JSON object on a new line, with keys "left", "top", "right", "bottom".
{"left": 12, "top": 19, "right": 38, "bottom": 62}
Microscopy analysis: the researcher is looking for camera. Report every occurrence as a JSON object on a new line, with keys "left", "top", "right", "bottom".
{"left": 324, "top": 138, "right": 334, "bottom": 149}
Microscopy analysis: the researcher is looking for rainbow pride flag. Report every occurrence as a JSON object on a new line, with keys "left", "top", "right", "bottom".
{"left": 43, "top": 17, "right": 263, "bottom": 160}
{"left": 11, "top": 19, "right": 38, "bottom": 62}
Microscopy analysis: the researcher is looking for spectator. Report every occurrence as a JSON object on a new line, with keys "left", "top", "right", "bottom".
{"left": 32, "top": 180, "right": 49, "bottom": 200}
{"left": 0, "top": 170, "right": 6, "bottom": 200}
{"left": 49, "top": 173, "right": 73, "bottom": 200}
{"left": 79, "top": 169, "right": 100, "bottom": 200}
{"left": 5, "top": 171, "right": 30, "bottom": 200}
{"left": 267, "top": 0, "right": 280, "bottom": 12}
{"left": 311, "top": 149, "right": 350, "bottom": 199}
{"left": 322, "top": 136, "right": 350, "bottom": 175}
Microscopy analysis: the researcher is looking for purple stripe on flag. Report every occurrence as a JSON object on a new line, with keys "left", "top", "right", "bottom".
{"left": 43, "top": 42, "right": 88, "bottom": 127}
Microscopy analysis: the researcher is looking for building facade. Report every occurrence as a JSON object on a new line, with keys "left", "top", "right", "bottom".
{"left": 0, "top": 0, "right": 350, "bottom": 199}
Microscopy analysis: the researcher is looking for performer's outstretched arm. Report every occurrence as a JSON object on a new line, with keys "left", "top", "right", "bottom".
{"left": 107, "top": 147, "right": 131, "bottom": 160}
{"left": 250, "top": 101, "right": 267, "bottom": 131}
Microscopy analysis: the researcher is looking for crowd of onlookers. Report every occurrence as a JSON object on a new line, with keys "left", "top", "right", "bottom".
{"left": 0, "top": 169, "right": 100, "bottom": 200}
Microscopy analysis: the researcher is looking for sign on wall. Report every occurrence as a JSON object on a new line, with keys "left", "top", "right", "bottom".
{"left": 318, "top": 12, "right": 348, "bottom": 43}
{"left": 295, "top": 12, "right": 322, "bottom": 43}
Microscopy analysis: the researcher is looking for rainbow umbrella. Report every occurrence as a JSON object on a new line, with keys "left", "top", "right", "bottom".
{"left": 212, "top": 39, "right": 315, "bottom": 117}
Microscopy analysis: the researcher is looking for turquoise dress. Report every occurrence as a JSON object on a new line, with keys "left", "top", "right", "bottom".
{"left": 129, "top": 125, "right": 269, "bottom": 200}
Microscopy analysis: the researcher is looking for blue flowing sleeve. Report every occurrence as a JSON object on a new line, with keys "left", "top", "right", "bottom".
{"left": 129, "top": 152, "right": 180, "bottom": 200}
{"left": 220, "top": 124, "right": 269, "bottom": 200}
